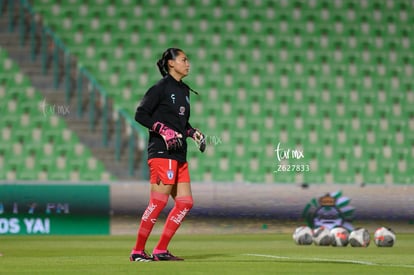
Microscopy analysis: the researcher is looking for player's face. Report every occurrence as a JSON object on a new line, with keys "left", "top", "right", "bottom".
{"left": 169, "top": 51, "right": 190, "bottom": 79}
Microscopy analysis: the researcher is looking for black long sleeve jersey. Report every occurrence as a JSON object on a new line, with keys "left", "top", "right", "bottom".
{"left": 135, "top": 74, "right": 193, "bottom": 162}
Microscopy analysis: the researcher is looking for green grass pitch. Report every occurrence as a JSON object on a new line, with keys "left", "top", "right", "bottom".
{"left": 1, "top": 233, "right": 413, "bottom": 274}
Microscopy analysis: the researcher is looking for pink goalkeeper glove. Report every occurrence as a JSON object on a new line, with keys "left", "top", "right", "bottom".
{"left": 152, "top": 122, "right": 183, "bottom": 151}
{"left": 187, "top": 128, "right": 206, "bottom": 152}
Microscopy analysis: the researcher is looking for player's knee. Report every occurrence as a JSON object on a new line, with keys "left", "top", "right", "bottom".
{"left": 175, "top": 196, "right": 193, "bottom": 211}
{"left": 141, "top": 193, "right": 169, "bottom": 222}
{"left": 153, "top": 198, "right": 168, "bottom": 210}
{"left": 149, "top": 192, "right": 169, "bottom": 209}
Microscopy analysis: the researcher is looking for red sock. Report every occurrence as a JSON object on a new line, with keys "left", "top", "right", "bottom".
{"left": 133, "top": 192, "right": 169, "bottom": 252}
{"left": 154, "top": 196, "right": 193, "bottom": 253}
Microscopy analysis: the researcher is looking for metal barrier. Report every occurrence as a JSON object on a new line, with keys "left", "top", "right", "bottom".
{"left": 2, "top": 0, "right": 148, "bottom": 178}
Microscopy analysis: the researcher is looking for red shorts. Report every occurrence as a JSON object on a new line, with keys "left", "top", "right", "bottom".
{"left": 148, "top": 158, "right": 190, "bottom": 185}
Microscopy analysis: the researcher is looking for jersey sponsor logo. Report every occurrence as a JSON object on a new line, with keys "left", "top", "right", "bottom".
{"left": 179, "top": 106, "right": 185, "bottom": 115}
{"left": 167, "top": 169, "right": 174, "bottom": 180}
{"left": 171, "top": 94, "right": 176, "bottom": 104}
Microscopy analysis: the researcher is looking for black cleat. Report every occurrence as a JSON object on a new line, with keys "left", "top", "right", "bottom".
{"left": 129, "top": 251, "right": 153, "bottom": 262}
{"left": 152, "top": 251, "right": 184, "bottom": 261}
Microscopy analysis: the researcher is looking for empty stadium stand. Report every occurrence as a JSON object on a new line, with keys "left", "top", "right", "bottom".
{"left": 1, "top": 0, "right": 413, "bottom": 184}
{"left": 0, "top": 46, "right": 113, "bottom": 181}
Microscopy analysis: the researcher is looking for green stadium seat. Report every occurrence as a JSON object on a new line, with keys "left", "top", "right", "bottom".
{"left": 1, "top": 163, "right": 17, "bottom": 180}
{"left": 17, "top": 162, "right": 41, "bottom": 180}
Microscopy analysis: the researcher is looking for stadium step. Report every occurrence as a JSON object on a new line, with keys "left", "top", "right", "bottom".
{"left": 0, "top": 15, "right": 140, "bottom": 180}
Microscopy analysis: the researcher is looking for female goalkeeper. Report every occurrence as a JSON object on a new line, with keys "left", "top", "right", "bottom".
{"left": 130, "top": 48, "right": 205, "bottom": 262}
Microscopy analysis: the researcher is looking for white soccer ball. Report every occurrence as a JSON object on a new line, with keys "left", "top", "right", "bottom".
{"left": 292, "top": 226, "right": 313, "bottom": 245}
{"left": 330, "top": 227, "right": 349, "bottom": 247}
{"left": 374, "top": 227, "right": 396, "bottom": 247}
{"left": 313, "top": 226, "right": 332, "bottom": 246}
{"left": 349, "top": 228, "right": 371, "bottom": 247}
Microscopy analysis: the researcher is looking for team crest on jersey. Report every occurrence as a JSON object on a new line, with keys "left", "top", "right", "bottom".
{"left": 167, "top": 169, "right": 174, "bottom": 180}
{"left": 179, "top": 106, "right": 185, "bottom": 115}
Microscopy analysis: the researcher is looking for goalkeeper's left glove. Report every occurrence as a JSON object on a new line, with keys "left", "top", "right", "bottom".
{"left": 187, "top": 128, "right": 206, "bottom": 153}
{"left": 152, "top": 121, "right": 183, "bottom": 151}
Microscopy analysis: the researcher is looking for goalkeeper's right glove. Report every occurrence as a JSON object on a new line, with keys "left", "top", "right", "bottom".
{"left": 187, "top": 128, "right": 206, "bottom": 153}
{"left": 152, "top": 122, "right": 183, "bottom": 151}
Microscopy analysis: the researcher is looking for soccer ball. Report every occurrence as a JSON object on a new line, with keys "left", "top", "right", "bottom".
{"left": 349, "top": 228, "right": 370, "bottom": 247}
{"left": 292, "top": 226, "right": 313, "bottom": 245}
{"left": 374, "top": 227, "right": 396, "bottom": 247}
{"left": 330, "top": 227, "right": 349, "bottom": 247}
{"left": 313, "top": 226, "right": 332, "bottom": 246}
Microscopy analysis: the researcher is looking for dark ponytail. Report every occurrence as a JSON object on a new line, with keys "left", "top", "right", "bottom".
{"left": 156, "top": 48, "right": 199, "bottom": 95}
{"left": 156, "top": 48, "right": 181, "bottom": 77}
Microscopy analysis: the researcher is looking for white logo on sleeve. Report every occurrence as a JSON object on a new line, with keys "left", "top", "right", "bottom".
{"left": 171, "top": 94, "right": 176, "bottom": 104}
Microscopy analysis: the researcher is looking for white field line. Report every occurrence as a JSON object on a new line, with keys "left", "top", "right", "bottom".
{"left": 244, "top": 254, "right": 414, "bottom": 269}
